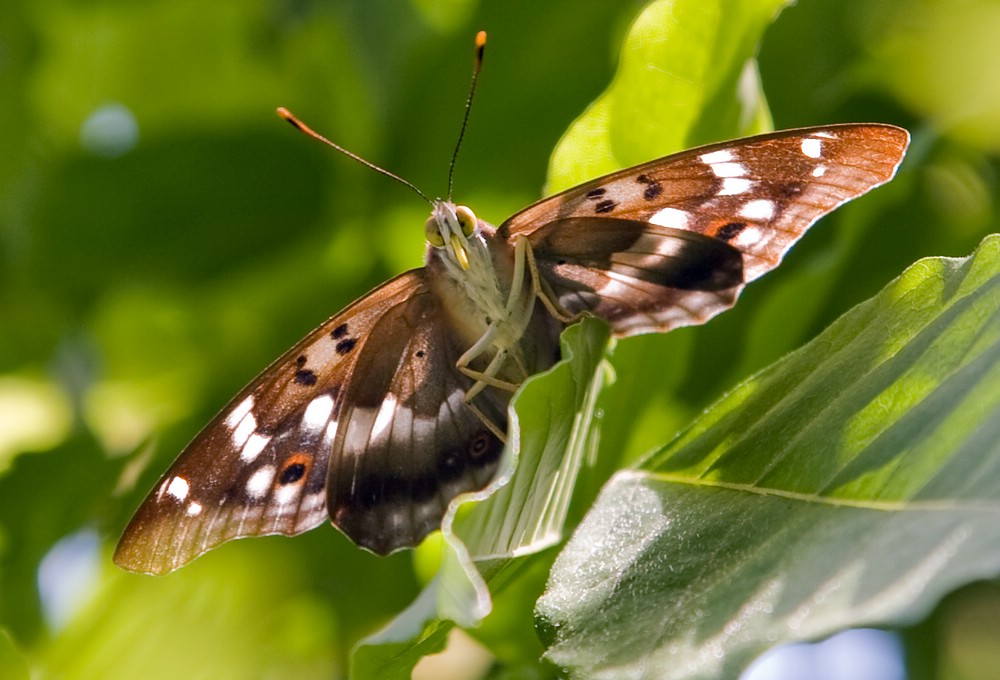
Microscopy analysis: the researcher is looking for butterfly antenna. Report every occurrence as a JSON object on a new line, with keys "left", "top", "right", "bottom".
{"left": 276, "top": 107, "right": 433, "bottom": 205}
{"left": 447, "top": 30, "right": 487, "bottom": 201}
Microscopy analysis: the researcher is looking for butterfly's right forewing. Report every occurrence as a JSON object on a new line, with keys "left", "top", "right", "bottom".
{"left": 506, "top": 124, "right": 909, "bottom": 337}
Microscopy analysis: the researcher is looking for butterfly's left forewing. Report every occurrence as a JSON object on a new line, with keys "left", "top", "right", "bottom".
{"left": 115, "top": 272, "right": 436, "bottom": 574}
{"left": 504, "top": 124, "right": 909, "bottom": 336}
{"left": 115, "top": 270, "right": 516, "bottom": 573}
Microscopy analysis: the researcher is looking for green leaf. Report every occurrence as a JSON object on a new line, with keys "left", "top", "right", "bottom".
{"left": 547, "top": 0, "right": 789, "bottom": 194}
{"left": 537, "top": 234, "right": 1000, "bottom": 679}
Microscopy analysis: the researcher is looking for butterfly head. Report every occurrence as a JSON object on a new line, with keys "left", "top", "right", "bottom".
{"left": 425, "top": 201, "right": 483, "bottom": 273}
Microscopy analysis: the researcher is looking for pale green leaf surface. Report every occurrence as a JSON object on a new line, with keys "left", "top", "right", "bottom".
{"left": 40, "top": 545, "right": 341, "bottom": 680}
{"left": 537, "top": 235, "right": 1000, "bottom": 679}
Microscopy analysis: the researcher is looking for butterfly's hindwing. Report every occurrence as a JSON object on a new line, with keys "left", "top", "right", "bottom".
{"left": 326, "top": 278, "right": 510, "bottom": 554}
{"left": 527, "top": 217, "right": 746, "bottom": 334}
{"left": 505, "top": 124, "right": 909, "bottom": 336}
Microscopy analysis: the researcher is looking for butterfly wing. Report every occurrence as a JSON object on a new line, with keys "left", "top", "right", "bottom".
{"left": 324, "top": 287, "right": 509, "bottom": 555}
{"left": 501, "top": 124, "right": 909, "bottom": 336}
{"left": 114, "top": 271, "right": 499, "bottom": 573}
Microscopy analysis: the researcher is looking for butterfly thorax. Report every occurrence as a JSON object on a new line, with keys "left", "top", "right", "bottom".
{"left": 425, "top": 201, "right": 536, "bottom": 383}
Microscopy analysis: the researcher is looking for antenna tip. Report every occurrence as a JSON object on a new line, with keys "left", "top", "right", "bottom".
{"left": 475, "top": 30, "right": 487, "bottom": 50}
{"left": 276, "top": 106, "right": 299, "bottom": 126}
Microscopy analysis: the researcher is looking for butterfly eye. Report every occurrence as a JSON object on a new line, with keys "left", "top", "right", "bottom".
{"left": 424, "top": 216, "right": 446, "bottom": 248}
{"left": 456, "top": 205, "right": 477, "bottom": 237}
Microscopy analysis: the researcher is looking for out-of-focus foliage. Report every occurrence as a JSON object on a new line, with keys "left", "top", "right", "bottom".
{"left": 1, "top": 0, "right": 998, "bottom": 678}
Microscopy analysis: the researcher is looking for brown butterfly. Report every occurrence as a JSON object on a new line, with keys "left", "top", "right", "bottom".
{"left": 114, "top": 48, "right": 909, "bottom": 577}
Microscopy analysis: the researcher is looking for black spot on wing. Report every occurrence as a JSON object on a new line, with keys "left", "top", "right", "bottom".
{"left": 594, "top": 199, "right": 616, "bottom": 214}
{"left": 467, "top": 431, "right": 494, "bottom": 462}
{"left": 636, "top": 174, "right": 663, "bottom": 201}
{"left": 279, "top": 462, "right": 306, "bottom": 485}
{"left": 586, "top": 187, "right": 607, "bottom": 198}
{"left": 715, "top": 222, "right": 746, "bottom": 242}
{"left": 331, "top": 323, "right": 349, "bottom": 339}
{"left": 294, "top": 369, "right": 318, "bottom": 386}
{"left": 336, "top": 338, "right": 357, "bottom": 355}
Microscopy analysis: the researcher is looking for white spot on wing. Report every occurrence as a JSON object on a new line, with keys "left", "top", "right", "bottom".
{"left": 709, "top": 162, "right": 746, "bottom": 178}
{"left": 733, "top": 225, "right": 764, "bottom": 249}
{"left": 371, "top": 394, "right": 397, "bottom": 440}
{"left": 345, "top": 409, "right": 376, "bottom": 456}
{"left": 226, "top": 395, "right": 254, "bottom": 429}
{"left": 232, "top": 411, "right": 256, "bottom": 448}
{"left": 186, "top": 501, "right": 202, "bottom": 516}
{"left": 719, "top": 178, "right": 753, "bottom": 196}
{"left": 246, "top": 465, "right": 276, "bottom": 499}
{"left": 739, "top": 199, "right": 775, "bottom": 221}
{"left": 812, "top": 165, "right": 827, "bottom": 178}
{"left": 439, "top": 389, "right": 466, "bottom": 422}
{"left": 323, "top": 420, "right": 339, "bottom": 450}
{"left": 241, "top": 432, "right": 270, "bottom": 462}
{"left": 302, "top": 394, "right": 335, "bottom": 433}
{"left": 166, "top": 476, "right": 189, "bottom": 501}
{"left": 700, "top": 149, "right": 734, "bottom": 164}
{"left": 649, "top": 207, "right": 689, "bottom": 230}
{"left": 275, "top": 484, "right": 301, "bottom": 505}
{"left": 812, "top": 130, "right": 837, "bottom": 139}
{"left": 301, "top": 492, "right": 325, "bottom": 512}
{"left": 801, "top": 137, "right": 823, "bottom": 159}
{"left": 413, "top": 416, "right": 436, "bottom": 447}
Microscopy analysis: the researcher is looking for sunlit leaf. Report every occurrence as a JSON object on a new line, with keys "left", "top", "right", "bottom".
{"left": 538, "top": 234, "right": 1000, "bottom": 679}
{"left": 547, "top": 0, "right": 788, "bottom": 193}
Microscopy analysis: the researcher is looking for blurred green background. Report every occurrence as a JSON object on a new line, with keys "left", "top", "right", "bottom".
{"left": 1, "top": 0, "right": 998, "bottom": 678}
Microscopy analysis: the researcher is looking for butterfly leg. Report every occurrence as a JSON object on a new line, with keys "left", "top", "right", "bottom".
{"left": 455, "top": 237, "right": 543, "bottom": 439}
{"left": 520, "top": 236, "right": 583, "bottom": 325}
{"left": 456, "top": 235, "right": 537, "bottom": 392}
{"left": 455, "top": 346, "right": 518, "bottom": 442}
{"left": 466, "top": 397, "right": 508, "bottom": 442}
{"left": 459, "top": 348, "right": 522, "bottom": 393}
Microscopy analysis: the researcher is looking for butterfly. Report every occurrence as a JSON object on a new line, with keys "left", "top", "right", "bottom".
{"left": 114, "top": 104, "right": 908, "bottom": 575}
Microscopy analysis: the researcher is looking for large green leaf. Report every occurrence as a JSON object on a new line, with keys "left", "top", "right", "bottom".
{"left": 537, "top": 234, "right": 1000, "bottom": 679}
